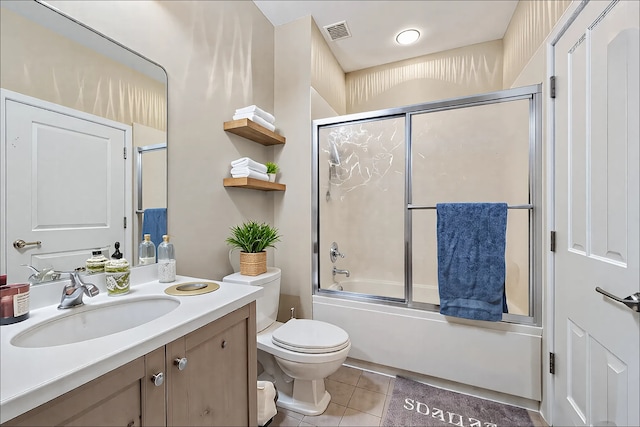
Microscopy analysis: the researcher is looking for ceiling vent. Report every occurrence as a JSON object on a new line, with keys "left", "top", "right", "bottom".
{"left": 324, "top": 21, "right": 351, "bottom": 41}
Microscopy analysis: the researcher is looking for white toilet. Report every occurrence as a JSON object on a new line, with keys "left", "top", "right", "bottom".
{"left": 222, "top": 267, "right": 351, "bottom": 415}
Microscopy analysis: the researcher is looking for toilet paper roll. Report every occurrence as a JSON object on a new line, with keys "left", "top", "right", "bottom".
{"left": 257, "top": 380, "right": 277, "bottom": 426}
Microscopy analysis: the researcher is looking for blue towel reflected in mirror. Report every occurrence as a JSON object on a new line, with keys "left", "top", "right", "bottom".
{"left": 142, "top": 208, "right": 167, "bottom": 249}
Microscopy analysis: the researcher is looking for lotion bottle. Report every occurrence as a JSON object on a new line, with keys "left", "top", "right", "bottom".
{"left": 139, "top": 234, "right": 156, "bottom": 265}
{"left": 157, "top": 235, "right": 176, "bottom": 283}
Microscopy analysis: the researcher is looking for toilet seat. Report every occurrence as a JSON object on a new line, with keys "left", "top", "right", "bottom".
{"left": 272, "top": 319, "right": 350, "bottom": 354}
{"left": 258, "top": 321, "right": 351, "bottom": 364}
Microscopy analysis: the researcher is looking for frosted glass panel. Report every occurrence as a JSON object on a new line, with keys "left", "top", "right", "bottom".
{"left": 412, "top": 209, "right": 529, "bottom": 314}
{"left": 411, "top": 100, "right": 530, "bottom": 205}
{"left": 410, "top": 100, "right": 531, "bottom": 315}
{"left": 318, "top": 118, "right": 405, "bottom": 298}
{"left": 411, "top": 209, "right": 440, "bottom": 304}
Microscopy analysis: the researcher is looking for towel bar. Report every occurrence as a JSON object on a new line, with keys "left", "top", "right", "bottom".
{"left": 408, "top": 204, "right": 533, "bottom": 210}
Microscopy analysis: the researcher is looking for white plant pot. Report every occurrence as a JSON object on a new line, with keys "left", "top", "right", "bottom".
{"left": 268, "top": 173, "right": 276, "bottom": 182}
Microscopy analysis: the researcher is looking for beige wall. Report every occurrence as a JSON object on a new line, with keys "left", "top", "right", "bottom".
{"left": 502, "top": 0, "right": 572, "bottom": 88}
{"left": 311, "top": 21, "right": 346, "bottom": 115}
{"left": 0, "top": 7, "right": 166, "bottom": 131}
{"left": 47, "top": 0, "right": 276, "bottom": 281}
{"left": 274, "top": 16, "right": 313, "bottom": 319}
{"left": 346, "top": 40, "right": 504, "bottom": 113}
{"left": 509, "top": 27, "right": 555, "bottom": 422}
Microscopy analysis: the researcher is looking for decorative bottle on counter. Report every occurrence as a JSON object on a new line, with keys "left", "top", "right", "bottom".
{"left": 139, "top": 234, "right": 156, "bottom": 265}
{"left": 157, "top": 235, "right": 176, "bottom": 283}
{"left": 85, "top": 250, "right": 108, "bottom": 274}
{"left": 105, "top": 259, "right": 130, "bottom": 296}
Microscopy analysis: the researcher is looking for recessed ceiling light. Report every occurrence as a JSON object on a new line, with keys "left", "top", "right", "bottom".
{"left": 396, "top": 29, "right": 420, "bottom": 45}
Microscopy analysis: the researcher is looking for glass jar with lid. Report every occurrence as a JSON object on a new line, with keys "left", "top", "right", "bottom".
{"left": 105, "top": 259, "right": 130, "bottom": 296}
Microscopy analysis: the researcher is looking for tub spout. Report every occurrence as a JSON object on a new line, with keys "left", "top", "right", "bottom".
{"left": 332, "top": 266, "right": 350, "bottom": 278}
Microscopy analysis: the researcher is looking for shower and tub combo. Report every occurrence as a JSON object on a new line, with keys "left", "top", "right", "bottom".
{"left": 312, "top": 85, "right": 544, "bottom": 403}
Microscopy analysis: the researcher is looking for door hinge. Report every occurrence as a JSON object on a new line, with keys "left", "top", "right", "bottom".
{"left": 123, "top": 147, "right": 127, "bottom": 159}
{"left": 549, "top": 352, "right": 556, "bottom": 375}
{"left": 124, "top": 217, "right": 127, "bottom": 229}
{"left": 550, "top": 76, "right": 556, "bottom": 99}
{"left": 550, "top": 231, "right": 556, "bottom": 252}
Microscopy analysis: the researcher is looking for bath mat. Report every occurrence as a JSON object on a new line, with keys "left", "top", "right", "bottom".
{"left": 382, "top": 376, "right": 533, "bottom": 427}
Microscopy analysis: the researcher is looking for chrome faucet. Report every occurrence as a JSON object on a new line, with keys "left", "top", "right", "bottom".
{"left": 332, "top": 266, "right": 350, "bottom": 278}
{"left": 58, "top": 271, "right": 99, "bottom": 309}
{"left": 22, "top": 264, "right": 62, "bottom": 284}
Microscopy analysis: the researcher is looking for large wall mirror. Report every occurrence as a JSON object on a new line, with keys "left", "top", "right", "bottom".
{"left": 1, "top": 0, "right": 167, "bottom": 283}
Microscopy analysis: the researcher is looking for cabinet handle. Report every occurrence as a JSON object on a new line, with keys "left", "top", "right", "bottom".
{"left": 174, "top": 357, "right": 188, "bottom": 370}
{"left": 150, "top": 372, "right": 164, "bottom": 386}
{"left": 221, "top": 340, "right": 227, "bottom": 349}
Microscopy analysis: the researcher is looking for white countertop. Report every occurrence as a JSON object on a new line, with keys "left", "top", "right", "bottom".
{"left": 0, "top": 268, "right": 262, "bottom": 423}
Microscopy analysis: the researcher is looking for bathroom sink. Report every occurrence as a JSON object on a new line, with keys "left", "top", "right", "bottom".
{"left": 11, "top": 297, "right": 180, "bottom": 348}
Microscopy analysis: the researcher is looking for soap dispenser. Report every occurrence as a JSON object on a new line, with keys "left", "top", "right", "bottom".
{"left": 157, "top": 235, "right": 176, "bottom": 283}
{"left": 139, "top": 234, "right": 156, "bottom": 265}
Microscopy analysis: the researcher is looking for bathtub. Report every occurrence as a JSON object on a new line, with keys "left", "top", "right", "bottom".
{"left": 313, "top": 281, "right": 541, "bottom": 401}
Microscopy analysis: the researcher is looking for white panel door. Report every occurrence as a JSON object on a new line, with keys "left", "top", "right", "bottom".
{"left": 1, "top": 90, "right": 131, "bottom": 282}
{"left": 554, "top": 1, "right": 639, "bottom": 426}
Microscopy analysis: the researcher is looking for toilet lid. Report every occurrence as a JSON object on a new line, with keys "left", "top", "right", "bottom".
{"left": 272, "top": 319, "right": 350, "bottom": 354}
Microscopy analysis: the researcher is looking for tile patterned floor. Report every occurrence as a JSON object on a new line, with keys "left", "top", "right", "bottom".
{"left": 269, "top": 365, "right": 549, "bottom": 427}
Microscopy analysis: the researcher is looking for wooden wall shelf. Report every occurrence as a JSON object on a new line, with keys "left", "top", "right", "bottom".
{"left": 223, "top": 119, "right": 285, "bottom": 146}
{"left": 223, "top": 177, "right": 286, "bottom": 191}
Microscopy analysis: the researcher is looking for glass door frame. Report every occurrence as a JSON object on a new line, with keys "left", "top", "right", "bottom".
{"left": 312, "top": 84, "right": 542, "bottom": 326}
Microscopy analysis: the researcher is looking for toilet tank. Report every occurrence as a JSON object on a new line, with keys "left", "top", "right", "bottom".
{"left": 222, "top": 267, "right": 281, "bottom": 332}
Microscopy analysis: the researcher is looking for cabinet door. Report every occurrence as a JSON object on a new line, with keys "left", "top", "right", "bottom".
{"left": 142, "top": 346, "right": 166, "bottom": 427}
{"left": 167, "top": 303, "right": 257, "bottom": 427}
{"left": 3, "top": 357, "right": 146, "bottom": 427}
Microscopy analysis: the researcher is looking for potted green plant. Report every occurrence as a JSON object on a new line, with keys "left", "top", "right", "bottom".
{"left": 226, "top": 221, "right": 280, "bottom": 275}
{"left": 265, "top": 162, "right": 279, "bottom": 182}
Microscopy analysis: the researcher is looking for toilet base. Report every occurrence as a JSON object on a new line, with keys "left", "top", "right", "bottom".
{"left": 257, "top": 350, "right": 333, "bottom": 416}
{"left": 275, "top": 378, "right": 332, "bottom": 416}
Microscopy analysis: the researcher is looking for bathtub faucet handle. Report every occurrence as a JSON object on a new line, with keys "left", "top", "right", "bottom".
{"left": 330, "top": 242, "right": 345, "bottom": 263}
{"left": 290, "top": 307, "right": 295, "bottom": 319}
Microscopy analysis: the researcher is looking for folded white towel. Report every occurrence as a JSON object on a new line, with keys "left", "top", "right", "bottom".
{"left": 230, "top": 158, "right": 267, "bottom": 173}
{"left": 232, "top": 113, "right": 276, "bottom": 132}
{"left": 230, "top": 168, "right": 269, "bottom": 181}
{"left": 235, "top": 105, "right": 275, "bottom": 124}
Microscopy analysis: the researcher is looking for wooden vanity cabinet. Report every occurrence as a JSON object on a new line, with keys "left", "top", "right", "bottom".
{"left": 1, "top": 350, "right": 160, "bottom": 427}
{"left": 167, "top": 302, "right": 257, "bottom": 426}
{"left": 2, "top": 303, "right": 257, "bottom": 427}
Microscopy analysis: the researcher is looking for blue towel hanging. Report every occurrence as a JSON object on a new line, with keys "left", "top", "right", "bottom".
{"left": 142, "top": 208, "right": 167, "bottom": 249}
{"left": 436, "top": 203, "right": 508, "bottom": 321}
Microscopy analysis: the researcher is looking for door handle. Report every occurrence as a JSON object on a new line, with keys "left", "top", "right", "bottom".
{"left": 595, "top": 287, "right": 640, "bottom": 312}
{"left": 13, "top": 239, "right": 41, "bottom": 249}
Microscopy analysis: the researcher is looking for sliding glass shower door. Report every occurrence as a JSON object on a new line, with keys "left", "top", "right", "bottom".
{"left": 409, "top": 100, "right": 531, "bottom": 314}
{"left": 313, "top": 84, "right": 542, "bottom": 324}
{"left": 317, "top": 117, "right": 406, "bottom": 300}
